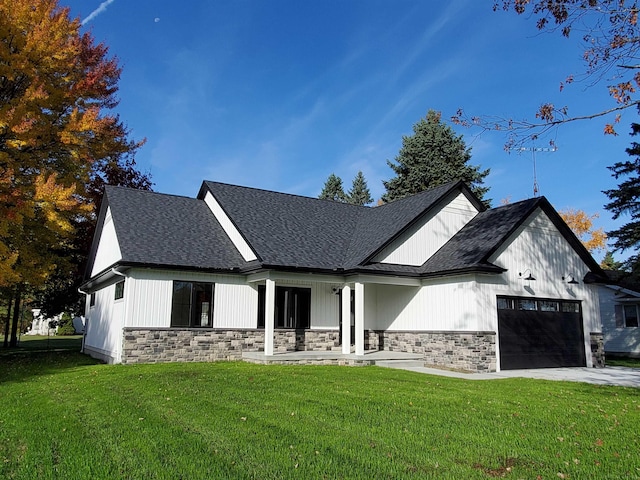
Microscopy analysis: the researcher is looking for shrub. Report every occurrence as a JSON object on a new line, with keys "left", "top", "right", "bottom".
{"left": 56, "top": 324, "right": 77, "bottom": 336}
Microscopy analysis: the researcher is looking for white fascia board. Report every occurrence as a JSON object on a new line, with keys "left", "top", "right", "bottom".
{"left": 247, "top": 270, "right": 347, "bottom": 284}
{"left": 204, "top": 191, "right": 257, "bottom": 262}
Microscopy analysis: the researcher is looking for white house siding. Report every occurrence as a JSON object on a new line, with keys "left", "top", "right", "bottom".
{"left": 371, "top": 275, "right": 480, "bottom": 331}
{"left": 91, "top": 207, "right": 122, "bottom": 276}
{"left": 599, "top": 287, "right": 640, "bottom": 356}
{"left": 124, "top": 269, "right": 257, "bottom": 329}
{"left": 84, "top": 282, "right": 125, "bottom": 363}
{"left": 478, "top": 208, "right": 601, "bottom": 368}
{"left": 372, "top": 192, "right": 478, "bottom": 266}
{"left": 274, "top": 278, "right": 340, "bottom": 330}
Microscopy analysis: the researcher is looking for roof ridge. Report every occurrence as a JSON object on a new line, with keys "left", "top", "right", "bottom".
{"left": 204, "top": 180, "right": 370, "bottom": 209}
{"left": 105, "top": 185, "right": 197, "bottom": 201}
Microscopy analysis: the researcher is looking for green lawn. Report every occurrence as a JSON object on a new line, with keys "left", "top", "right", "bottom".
{"left": 1, "top": 346, "right": 638, "bottom": 479}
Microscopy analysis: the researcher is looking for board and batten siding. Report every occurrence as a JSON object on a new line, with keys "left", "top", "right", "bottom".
{"left": 124, "top": 269, "right": 257, "bottom": 329}
{"left": 599, "top": 286, "right": 640, "bottom": 356}
{"left": 123, "top": 270, "right": 341, "bottom": 330}
{"left": 372, "top": 192, "right": 478, "bottom": 266}
{"left": 483, "top": 207, "right": 601, "bottom": 332}
{"left": 371, "top": 275, "right": 483, "bottom": 331}
{"left": 91, "top": 207, "right": 122, "bottom": 276}
{"left": 84, "top": 282, "right": 125, "bottom": 363}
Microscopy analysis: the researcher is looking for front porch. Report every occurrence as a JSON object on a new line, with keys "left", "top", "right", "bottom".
{"left": 241, "top": 349, "right": 423, "bottom": 366}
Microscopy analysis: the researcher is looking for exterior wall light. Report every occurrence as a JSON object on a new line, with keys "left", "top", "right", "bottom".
{"left": 519, "top": 269, "right": 536, "bottom": 281}
{"left": 562, "top": 274, "right": 579, "bottom": 285}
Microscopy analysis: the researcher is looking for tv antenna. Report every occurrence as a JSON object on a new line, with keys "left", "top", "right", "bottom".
{"left": 517, "top": 146, "right": 557, "bottom": 197}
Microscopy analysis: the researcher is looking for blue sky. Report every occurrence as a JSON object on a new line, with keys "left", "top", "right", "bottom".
{"left": 64, "top": 1, "right": 635, "bottom": 259}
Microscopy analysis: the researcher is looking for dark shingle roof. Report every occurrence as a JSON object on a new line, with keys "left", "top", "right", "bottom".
{"left": 420, "top": 198, "right": 539, "bottom": 275}
{"left": 200, "top": 181, "right": 364, "bottom": 269}
{"left": 101, "top": 186, "right": 246, "bottom": 272}
{"left": 86, "top": 180, "right": 602, "bottom": 281}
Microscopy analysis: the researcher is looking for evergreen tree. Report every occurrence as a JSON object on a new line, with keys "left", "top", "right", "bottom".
{"left": 319, "top": 173, "right": 346, "bottom": 202}
{"left": 603, "top": 122, "right": 640, "bottom": 275}
{"left": 347, "top": 171, "right": 373, "bottom": 206}
{"left": 382, "top": 110, "right": 490, "bottom": 204}
{"left": 600, "top": 251, "right": 623, "bottom": 271}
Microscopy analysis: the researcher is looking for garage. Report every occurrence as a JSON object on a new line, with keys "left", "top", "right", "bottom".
{"left": 497, "top": 296, "right": 586, "bottom": 370}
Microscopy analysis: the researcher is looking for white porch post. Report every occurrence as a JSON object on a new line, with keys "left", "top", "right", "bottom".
{"left": 341, "top": 284, "right": 351, "bottom": 354}
{"left": 354, "top": 281, "right": 365, "bottom": 356}
{"left": 264, "top": 278, "right": 275, "bottom": 356}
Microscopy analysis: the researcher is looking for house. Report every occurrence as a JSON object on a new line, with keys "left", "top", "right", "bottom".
{"left": 80, "top": 180, "right": 606, "bottom": 371}
{"left": 598, "top": 275, "right": 640, "bottom": 358}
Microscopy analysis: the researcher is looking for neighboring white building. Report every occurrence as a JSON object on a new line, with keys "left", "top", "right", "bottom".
{"left": 26, "top": 309, "right": 59, "bottom": 336}
{"left": 80, "top": 180, "right": 606, "bottom": 371}
{"left": 599, "top": 283, "right": 640, "bottom": 358}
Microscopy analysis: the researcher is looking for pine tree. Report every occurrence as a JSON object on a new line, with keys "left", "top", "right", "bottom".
{"left": 319, "top": 173, "right": 346, "bottom": 202}
{"left": 604, "top": 122, "right": 640, "bottom": 275}
{"left": 347, "top": 171, "right": 373, "bottom": 206}
{"left": 600, "top": 251, "right": 623, "bottom": 271}
{"left": 382, "top": 110, "right": 490, "bottom": 204}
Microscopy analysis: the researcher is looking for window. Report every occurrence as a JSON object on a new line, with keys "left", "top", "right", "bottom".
{"left": 170, "top": 281, "right": 214, "bottom": 328}
{"left": 623, "top": 305, "right": 639, "bottom": 328}
{"left": 539, "top": 300, "right": 559, "bottom": 312}
{"left": 90, "top": 293, "right": 96, "bottom": 307}
{"left": 114, "top": 280, "right": 125, "bottom": 300}
{"left": 497, "top": 296, "right": 580, "bottom": 314}
{"left": 257, "top": 285, "right": 311, "bottom": 329}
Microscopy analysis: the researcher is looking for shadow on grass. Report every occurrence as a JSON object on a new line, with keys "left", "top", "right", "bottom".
{"left": 0, "top": 335, "right": 102, "bottom": 384}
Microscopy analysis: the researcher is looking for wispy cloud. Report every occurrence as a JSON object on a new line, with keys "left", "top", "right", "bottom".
{"left": 81, "top": 0, "right": 116, "bottom": 26}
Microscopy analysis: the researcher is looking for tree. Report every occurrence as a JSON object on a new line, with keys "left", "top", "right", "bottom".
{"left": 453, "top": 1, "right": 640, "bottom": 149}
{"left": 601, "top": 251, "right": 624, "bottom": 271}
{"left": 319, "top": 173, "right": 346, "bottom": 202}
{"left": 0, "top": 0, "right": 144, "bottom": 345}
{"left": 346, "top": 171, "right": 373, "bottom": 206}
{"left": 558, "top": 208, "right": 607, "bottom": 253}
{"left": 604, "top": 121, "right": 640, "bottom": 274}
{"left": 382, "top": 110, "right": 490, "bottom": 204}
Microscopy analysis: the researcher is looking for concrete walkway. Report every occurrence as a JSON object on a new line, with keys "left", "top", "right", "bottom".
{"left": 242, "top": 350, "right": 640, "bottom": 388}
{"left": 377, "top": 360, "right": 640, "bottom": 388}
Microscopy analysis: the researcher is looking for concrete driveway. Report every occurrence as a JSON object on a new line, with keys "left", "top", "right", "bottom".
{"left": 485, "top": 366, "right": 640, "bottom": 388}
{"left": 378, "top": 361, "right": 640, "bottom": 388}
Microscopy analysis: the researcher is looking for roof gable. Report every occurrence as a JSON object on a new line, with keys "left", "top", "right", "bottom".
{"left": 88, "top": 186, "right": 247, "bottom": 275}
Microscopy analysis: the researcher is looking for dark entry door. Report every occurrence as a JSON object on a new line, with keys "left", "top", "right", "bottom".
{"left": 497, "top": 296, "right": 586, "bottom": 370}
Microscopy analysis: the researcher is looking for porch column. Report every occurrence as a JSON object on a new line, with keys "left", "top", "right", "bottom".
{"left": 264, "top": 278, "right": 275, "bottom": 356}
{"left": 341, "top": 284, "right": 351, "bottom": 354}
{"left": 354, "top": 281, "right": 365, "bottom": 355}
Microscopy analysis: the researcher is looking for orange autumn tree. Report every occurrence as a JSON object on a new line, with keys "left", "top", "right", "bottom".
{"left": 559, "top": 208, "right": 607, "bottom": 254}
{"left": 0, "top": 0, "right": 141, "bottom": 346}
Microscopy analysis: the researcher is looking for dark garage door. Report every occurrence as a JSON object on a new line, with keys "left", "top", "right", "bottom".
{"left": 497, "top": 296, "right": 586, "bottom": 370}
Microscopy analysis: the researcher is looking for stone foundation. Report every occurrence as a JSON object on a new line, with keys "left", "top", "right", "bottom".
{"left": 590, "top": 332, "right": 605, "bottom": 368}
{"left": 121, "top": 328, "right": 340, "bottom": 364}
{"left": 381, "top": 330, "right": 497, "bottom": 372}
{"left": 121, "top": 327, "right": 496, "bottom": 369}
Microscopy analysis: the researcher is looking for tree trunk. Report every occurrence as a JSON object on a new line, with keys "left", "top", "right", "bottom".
{"left": 3, "top": 293, "right": 12, "bottom": 348}
{"left": 9, "top": 286, "right": 22, "bottom": 348}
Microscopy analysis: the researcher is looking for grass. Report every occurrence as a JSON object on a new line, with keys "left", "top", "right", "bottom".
{"left": 606, "top": 356, "right": 640, "bottom": 368}
{"left": 0, "top": 334, "right": 83, "bottom": 354}
{"left": 0, "top": 342, "right": 639, "bottom": 479}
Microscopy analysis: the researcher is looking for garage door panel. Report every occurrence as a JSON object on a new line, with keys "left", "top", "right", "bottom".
{"left": 498, "top": 298, "right": 586, "bottom": 370}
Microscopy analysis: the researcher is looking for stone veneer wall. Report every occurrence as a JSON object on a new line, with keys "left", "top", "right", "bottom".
{"left": 381, "top": 330, "right": 497, "bottom": 372}
{"left": 121, "top": 328, "right": 340, "bottom": 364}
{"left": 590, "top": 332, "right": 605, "bottom": 368}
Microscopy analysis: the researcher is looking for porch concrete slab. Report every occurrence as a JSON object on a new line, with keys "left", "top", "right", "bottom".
{"left": 242, "top": 350, "right": 422, "bottom": 365}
